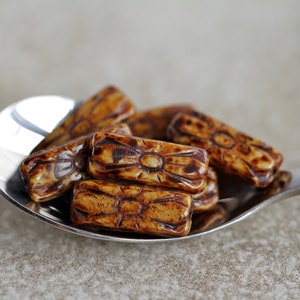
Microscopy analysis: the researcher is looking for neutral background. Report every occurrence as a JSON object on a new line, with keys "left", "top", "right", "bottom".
{"left": 1, "top": 1, "right": 299, "bottom": 299}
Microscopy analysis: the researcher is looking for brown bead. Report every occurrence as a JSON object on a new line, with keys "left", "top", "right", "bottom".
{"left": 126, "top": 104, "right": 193, "bottom": 140}
{"left": 20, "top": 135, "right": 90, "bottom": 202}
{"left": 88, "top": 132, "right": 209, "bottom": 193}
{"left": 71, "top": 179, "right": 193, "bottom": 237}
{"left": 193, "top": 167, "right": 219, "bottom": 213}
{"left": 167, "top": 112, "right": 283, "bottom": 188}
{"left": 32, "top": 86, "right": 135, "bottom": 152}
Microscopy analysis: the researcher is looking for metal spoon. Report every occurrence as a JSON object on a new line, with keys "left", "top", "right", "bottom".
{"left": 0, "top": 96, "right": 299, "bottom": 243}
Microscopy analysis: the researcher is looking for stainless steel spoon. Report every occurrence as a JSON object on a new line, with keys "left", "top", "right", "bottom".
{"left": 0, "top": 96, "right": 299, "bottom": 243}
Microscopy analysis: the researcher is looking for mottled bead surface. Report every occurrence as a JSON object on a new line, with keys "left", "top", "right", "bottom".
{"left": 32, "top": 86, "right": 135, "bottom": 152}
{"left": 88, "top": 132, "right": 209, "bottom": 193}
{"left": 71, "top": 179, "right": 193, "bottom": 237}
{"left": 20, "top": 136, "right": 90, "bottom": 202}
{"left": 167, "top": 112, "right": 283, "bottom": 188}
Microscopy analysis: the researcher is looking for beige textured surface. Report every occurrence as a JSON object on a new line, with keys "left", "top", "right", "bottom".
{"left": 1, "top": 1, "right": 300, "bottom": 299}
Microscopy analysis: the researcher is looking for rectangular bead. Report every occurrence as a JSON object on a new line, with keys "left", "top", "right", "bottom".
{"left": 71, "top": 179, "right": 193, "bottom": 237}
{"left": 32, "top": 86, "right": 135, "bottom": 152}
{"left": 88, "top": 132, "right": 209, "bottom": 193}
{"left": 193, "top": 167, "right": 219, "bottom": 213}
{"left": 126, "top": 104, "right": 193, "bottom": 140}
{"left": 167, "top": 112, "right": 283, "bottom": 188}
{"left": 20, "top": 136, "right": 90, "bottom": 202}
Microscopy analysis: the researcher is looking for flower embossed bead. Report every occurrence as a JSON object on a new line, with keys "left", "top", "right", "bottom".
{"left": 32, "top": 86, "right": 135, "bottom": 152}
{"left": 71, "top": 179, "right": 193, "bottom": 237}
{"left": 20, "top": 136, "right": 90, "bottom": 202}
{"left": 167, "top": 112, "right": 283, "bottom": 188}
{"left": 88, "top": 132, "right": 209, "bottom": 193}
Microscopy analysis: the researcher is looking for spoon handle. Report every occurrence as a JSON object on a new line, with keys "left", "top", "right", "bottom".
{"left": 278, "top": 169, "right": 300, "bottom": 200}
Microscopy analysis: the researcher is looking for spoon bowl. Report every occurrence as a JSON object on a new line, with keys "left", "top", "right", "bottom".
{"left": 0, "top": 96, "right": 299, "bottom": 242}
